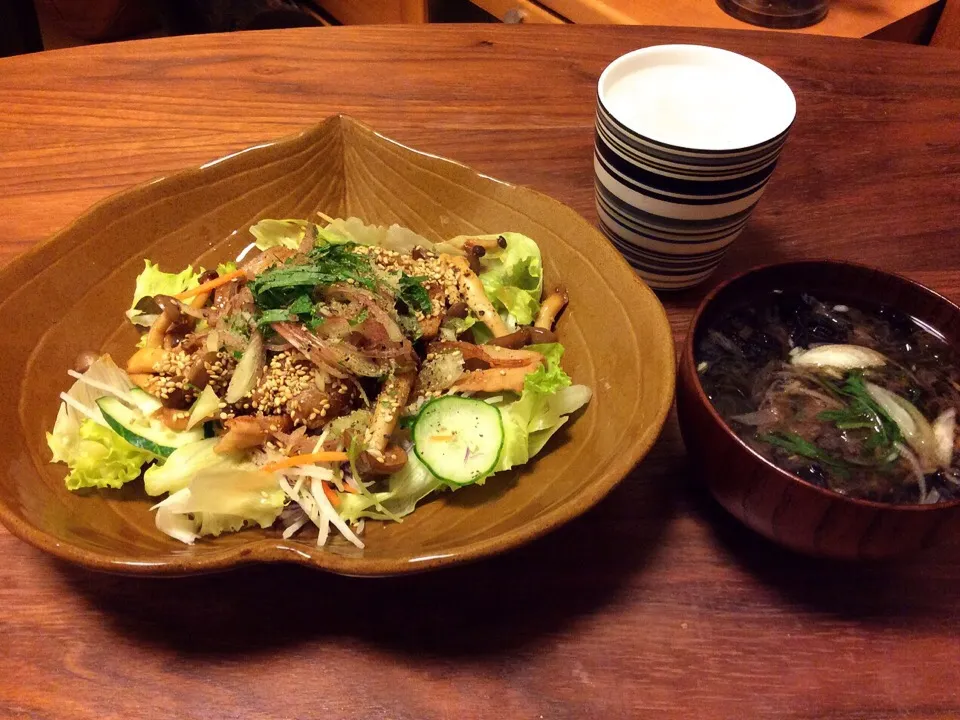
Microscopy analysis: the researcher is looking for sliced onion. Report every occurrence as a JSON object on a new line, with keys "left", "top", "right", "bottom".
{"left": 866, "top": 382, "right": 938, "bottom": 471}
{"left": 177, "top": 301, "right": 206, "bottom": 320}
{"left": 894, "top": 441, "right": 928, "bottom": 497}
{"left": 274, "top": 321, "right": 383, "bottom": 378}
{"left": 152, "top": 488, "right": 200, "bottom": 544}
{"left": 790, "top": 344, "right": 888, "bottom": 370}
{"left": 225, "top": 330, "right": 265, "bottom": 404}
{"left": 416, "top": 350, "right": 466, "bottom": 395}
{"left": 187, "top": 385, "right": 221, "bottom": 430}
{"left": 325, "top": 284, "right": 405, "bottom": 343}
{"left": 731, "top": 408, "right": 780, "bottom": 426}
{"left": 933, "top": 408, "right": 956, "bottom": 469}
{"left": 239, "top": 246, "right": 295, "bottom": 276}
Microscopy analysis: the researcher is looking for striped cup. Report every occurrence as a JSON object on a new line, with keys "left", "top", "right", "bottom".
{"left": 595, "top": 45, "right": 796, "bottom": 290}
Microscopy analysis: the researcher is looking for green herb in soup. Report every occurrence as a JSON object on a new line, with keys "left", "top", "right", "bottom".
{"left": 696, "top": 291, "right": 960, "bottom": 505}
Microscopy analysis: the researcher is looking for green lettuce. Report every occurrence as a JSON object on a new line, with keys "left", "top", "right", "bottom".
{"left": 488, "top": 343, "right": 588, "bottom": 474}
{"left": 126, "top": 260, "right": 201, "bottom": 326}
{"left": 143, "top": 438, "right": 248, "bottom": 497}
{"left": 338, "top": 452, "right": 444, "bottom": 523}
{"left": 152, "top": 468, "right": 285, "bottom": 544}
{"left": 493, "top": 343, "right": 592, "bottom": 472}
{"left": 495, "top": 383, "right": 592, "bottom": 466}
{"left": 47, "top": 354, "right": 137, "bottom": 464}
{"left": 322, "top": 217, "right": 440, "bottom": 255}
{"left": 250, "top": 219, "right": 315, "bottom": 251}
{"left": 53, "top": 419, "right": 152, "bottom": 491}
{"left": 525, "top": 343, "right": 572, "bottom": 394}
{"left": 472, "top": 233, "right": 543, "bottom": 325}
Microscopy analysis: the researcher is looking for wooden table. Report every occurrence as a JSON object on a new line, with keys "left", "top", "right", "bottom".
{"left": 2, "top": 25, "right": 959, "bottom": 720}
{"left": 485, "top": 0, "right": 941, "bottom": 42}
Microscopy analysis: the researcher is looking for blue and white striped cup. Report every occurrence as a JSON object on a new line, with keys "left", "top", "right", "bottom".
{"left": 595, "top": 45, "right": 796, "bottom": 290}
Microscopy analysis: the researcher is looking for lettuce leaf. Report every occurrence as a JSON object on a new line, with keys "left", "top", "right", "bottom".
{"left": 249, "top": 219, "right": 322, "bottom": 251}
{"left": 486, "top": 343, "right": 588, "bottom": 474}
{"left": 55, "top": 419, "right": 152, "bottom": 491}
{"left": 143, "top": 438, "right": 249, "bottom": 497}
{"left": 469, "top": 233, "right": 543, "bottom": 325}
{"left": 491, "top": 384, "right": 591, "bottom": 474}
{"left": 126, "top": 260, "right": 201, "bottom": 326}
{"left": 47, "top": 404, "right": 80, "bottom": 466}
{"left": 47, "top": 354, "right": 136, "bottom": 463}
{"left": 152, "top": 468, "right": 285, "bottom": 544}
{"left": 320, "top": 216, "right": 439, "bottom": 254}
{"left": 338, "top": 452, "right": 444, "bottom": 523}
{"left": 525, "top": 343, "right": 572, "bottom": 395}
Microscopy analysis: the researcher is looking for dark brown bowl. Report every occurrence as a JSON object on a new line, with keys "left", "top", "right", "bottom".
{"left": 677, "top": 260, "right": 960, "bottom": 560}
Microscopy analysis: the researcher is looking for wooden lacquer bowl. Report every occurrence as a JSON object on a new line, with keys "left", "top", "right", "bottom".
{"left": 677, "top": 261, "right": 960, "bottom": 559}
{"left": 0, "top": 116, "right": 675, "bottom": 576}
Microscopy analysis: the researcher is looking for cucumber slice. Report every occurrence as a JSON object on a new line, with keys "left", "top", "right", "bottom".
{"left": 97, "top": 396, "right": 204, "bottom": 458}
{"left": 413, "top": 396, "right": 504, "bottom": 485}
{"left": 128, "top": 388, "right": 163, "bottom": 415}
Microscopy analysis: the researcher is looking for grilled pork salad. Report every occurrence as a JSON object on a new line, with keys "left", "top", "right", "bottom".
{"left": 46, "top": 216, "right": 591, "bottom": 547}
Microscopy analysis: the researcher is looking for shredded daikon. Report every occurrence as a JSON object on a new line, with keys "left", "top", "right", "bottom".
{"left": 310, "top": 429, "right": 330, "bottom": 454}
{"left": 310, "top": 477, "right": 364, "bottom": 549}
{"left": 315, "top": 509, "right": 330, "bottom": 547}
{"left": 282, "top": 516, "right": 309, "bottom": 539}
{"left": 279, "top": 474, "right": 360, "bottom": 548}
{"left": 59, "top": 393, "right": 105, "bottom": 425}
{"left": 66, "top": 370, "right": 138, "bottom": 406}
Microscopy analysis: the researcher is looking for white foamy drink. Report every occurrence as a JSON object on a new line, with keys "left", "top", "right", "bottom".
{"left": 600, "top": 46, "right": 796, "bottom": 151}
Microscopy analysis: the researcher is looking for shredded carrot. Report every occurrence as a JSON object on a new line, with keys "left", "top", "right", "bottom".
{"left": 262, "top": 451, "right": 350, "bottom": 473}
{"left": 430, "top": 434, "right": 455, "bottom": 442}
{"left": 321, "top": 481, "right": 340, "bottom": 507}
{"left": 175, "top": 269, "right": 246, "bottom": 300}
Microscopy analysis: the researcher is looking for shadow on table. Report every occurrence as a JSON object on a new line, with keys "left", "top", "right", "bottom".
{"left": 640, "top": 222, "right": 797, "bottom": 315}
{"left": 687, "top": 475, "right": 960, "bottom": 626}
{"left": 54, "top": 423, "right": 685, "bottom": 660}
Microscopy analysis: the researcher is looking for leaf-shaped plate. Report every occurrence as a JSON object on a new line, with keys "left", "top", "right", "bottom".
{"left": 0, "top": 116, "right": 674, "bottom": 576}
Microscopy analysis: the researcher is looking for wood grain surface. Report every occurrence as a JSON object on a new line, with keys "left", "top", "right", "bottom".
{"left": 1, "top": 24, "right": 959, "bottom": 720}
{"left": 532, "top": 0, "right": 938, "bottom": 39}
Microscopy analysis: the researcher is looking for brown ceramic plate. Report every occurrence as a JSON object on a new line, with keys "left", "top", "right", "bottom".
{"left": 0, "top": 116, "right": 675, "bottom": 576}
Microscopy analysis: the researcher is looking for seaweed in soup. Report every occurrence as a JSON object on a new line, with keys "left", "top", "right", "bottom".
{"left": 696, "top": 291, "right": 960, "bottom": 505}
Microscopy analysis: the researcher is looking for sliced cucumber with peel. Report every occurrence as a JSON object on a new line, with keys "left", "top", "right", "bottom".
{"left": 97, "top": 396, "right": 204, "bottom": 459}
{"left": 128, "top": 388, "right": 163, "bottom": 415}
{"left": 413, "top": 396, "right": 504, "bottom": 485}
